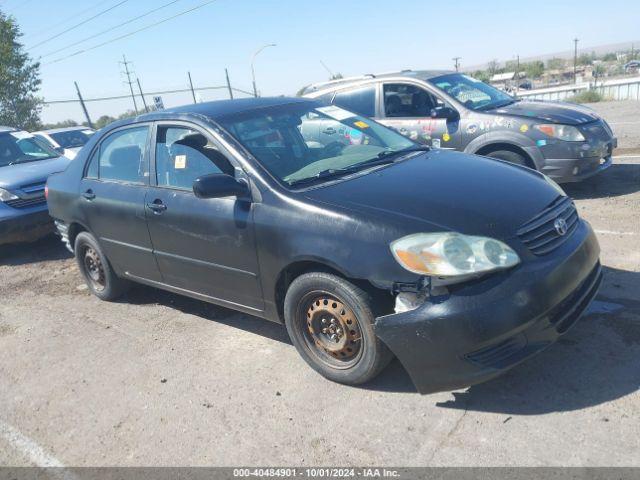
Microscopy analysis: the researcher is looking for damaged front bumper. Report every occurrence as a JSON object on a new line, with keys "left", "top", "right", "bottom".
{"left": 374, "top": 221, "right": 602, "bottom": 394}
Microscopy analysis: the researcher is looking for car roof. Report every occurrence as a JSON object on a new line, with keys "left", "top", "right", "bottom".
{"left": 139, "top": 96, "right": 313, "bottom": 122}
{"left": 0, "top": 126, "right": 18, "bottom": 133}
{"left": 301, "top": 69, "right": 455, "bottom": 95}
{"left": 35, "top": 126, "right": 94, "bottom": 134}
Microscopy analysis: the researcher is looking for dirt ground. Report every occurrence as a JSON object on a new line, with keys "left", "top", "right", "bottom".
{"left": 0, "top": 152, "right": 639, "bottom": 465}
{"left": 588, "top": 100, "right": 640, "bottom": 153}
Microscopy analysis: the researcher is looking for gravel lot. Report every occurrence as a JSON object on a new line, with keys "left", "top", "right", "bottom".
{"left": 1, "top": 130, "right": 639, "bottom": 466}
{"left": 588, "top": 100, "right": 640, "bottom": 153}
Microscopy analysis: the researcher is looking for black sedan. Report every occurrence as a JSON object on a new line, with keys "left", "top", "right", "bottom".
{"left": 46, "top": 97, "right": 602, "bottom": 393}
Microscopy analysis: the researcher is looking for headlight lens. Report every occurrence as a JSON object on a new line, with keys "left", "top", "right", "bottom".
{"left": 0, "top": 188, "right": 18, "bottom": 202}
{"left": 534, "top": 124, "right": 585, "bottom": 142}
{"left": 390, "top": 232, "right": 520, "bottom": 277}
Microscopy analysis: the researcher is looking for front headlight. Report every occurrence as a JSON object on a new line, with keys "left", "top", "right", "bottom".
{"left": 534, "top": 124, "right": 585, "bottom": 142}
{"left": 390, "top": 232, "right": 520, "bottom": 277}
{"left": 0, "top": 188, "right": 18, "bottom": 202}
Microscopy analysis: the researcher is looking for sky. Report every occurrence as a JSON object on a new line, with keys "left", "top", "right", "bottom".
{"left": 2, "top": 0, "right": 639, "bottom": 124}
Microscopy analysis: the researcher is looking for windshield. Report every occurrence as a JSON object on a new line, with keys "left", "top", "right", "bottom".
{"left": 49, "top": 129, "right": 94, "bottom": 149}
{"left": 0, "top": 131, "right": 60, "bottom": 167}
{"left": 217, "top": 103, "right": 415, "bottom": 187}
{"left": 428, "top": 73, "right": 515, "bottom": 111}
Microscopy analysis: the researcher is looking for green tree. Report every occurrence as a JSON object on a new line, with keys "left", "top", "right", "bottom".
{"left": 523, "top": 61, "right": 544, "bottom": 79}
{"left": 546, "top": 57, "right": 566, "bottom": 70}
{"left": 0, "top": 10, "right": 43, "bottom": 130}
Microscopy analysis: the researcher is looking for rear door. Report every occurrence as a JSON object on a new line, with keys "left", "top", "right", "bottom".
{"left": 144, "top": 122, "right": 264, "bottom": 312}
{"left": 79, "top": 124, "right": 162, "bottom": 281}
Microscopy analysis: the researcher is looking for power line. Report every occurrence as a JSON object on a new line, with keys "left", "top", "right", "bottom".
{"left": 45, "top": 0, "right": 218, "bottom": 66}
{"left": 39, "top": 0, "right": 182, "bottom": 59}
{"left": 27, "top": 0, "right": 130, "bottom": 51}
{"left": 22, "top": 0, "right": 112, "bottom": 41}
{"left": 43, "top": 85, "right": 254, "bottom": 105}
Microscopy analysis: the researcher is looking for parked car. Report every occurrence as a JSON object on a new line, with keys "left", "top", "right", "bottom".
{"left": 0, "top": 127, "right": 71, "bottom": 245}
{"left": 301, "top": 70, "right": 617, "bottom": 183}
{"left": 46, "top": 98, "right": 602, "bottom": 393}
{"left": 33, "top": 126, "right": 95, "bottom": 160}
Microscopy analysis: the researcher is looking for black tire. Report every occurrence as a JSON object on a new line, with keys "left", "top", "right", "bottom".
{"left": 284, "top": 272, "right": 393, "bottom": 386}
{"left": 74, "top": 231, "right": 130, "bottom": 301}
{"left": 485, "top": 150, "right": 530, "bottom": 167}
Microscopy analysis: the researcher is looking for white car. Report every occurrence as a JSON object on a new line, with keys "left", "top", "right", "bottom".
{"left": 32, "top": 127, "right": 95, "bottom": 160}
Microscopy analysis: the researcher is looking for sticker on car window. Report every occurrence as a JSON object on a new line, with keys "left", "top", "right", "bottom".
{"left": 316, "top": 105, "right": 355, "bottom": 121}
{"left": 174, "top": 155, "right": 187, "bottom": 169}
{"left": 354, "top": 120, "right": 369, "bottom": 129}
{"left": 9, "top": 131, "right": 33, "bottom": 140}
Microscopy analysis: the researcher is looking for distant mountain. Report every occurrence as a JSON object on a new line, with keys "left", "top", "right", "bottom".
{"left": 464, "top": 40, "right": 640, "bottom": 71}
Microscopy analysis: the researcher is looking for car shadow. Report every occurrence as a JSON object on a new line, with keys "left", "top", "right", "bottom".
{"left": 0, "top": 234, "right": 72, "bottom": 266}
{"left": 123, "top": 284, "right": 292, "bottom": 345}
{"left": 112, "top": 264, "right": 639, "bottom": 410}
{"left": 563, "top": 162, "right": 640, "bottom": 199}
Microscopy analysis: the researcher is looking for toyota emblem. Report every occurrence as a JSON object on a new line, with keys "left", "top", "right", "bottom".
{"left": 554, "top": 217, "right": 568, "bottom": 236}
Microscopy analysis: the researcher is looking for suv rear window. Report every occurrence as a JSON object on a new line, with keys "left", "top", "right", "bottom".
{"left": 332, "top": 86, "right": 376, "bottom": 117}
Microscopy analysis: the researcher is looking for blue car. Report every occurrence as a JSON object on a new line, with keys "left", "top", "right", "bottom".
{"left": 0, "top": 127, "right": 71, "bottom": 245}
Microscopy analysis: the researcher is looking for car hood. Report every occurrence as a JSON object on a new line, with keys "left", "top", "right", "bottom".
{"left": 0, "top": 156, "right": 71, "bottom": 190}
{"left": 302, "top": 151, "right": 560, "bottom": 240}
{"left": 489, "top": 100, "right": 601, "bottom": 125}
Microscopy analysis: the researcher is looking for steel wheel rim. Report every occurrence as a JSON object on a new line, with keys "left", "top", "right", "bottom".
{"left": 83, "top": 246, "right": 106, "bottom": 292}
{"left": 300, "top": 292, "right": 363, "bottom": 369}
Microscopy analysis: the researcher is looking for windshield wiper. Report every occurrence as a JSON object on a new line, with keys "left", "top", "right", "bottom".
{"left": 377, "top": 146, "right": 430, "bottom": 159}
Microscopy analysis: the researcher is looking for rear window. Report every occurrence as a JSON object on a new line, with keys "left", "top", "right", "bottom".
{"left": 97, "top": 127, "right": 149, "bottom": 184}
{"left": 332, "top": 86, "right": 376, "bottom": 117}
{"left": 50, "top": 129, "right": 94, "bottom": 149}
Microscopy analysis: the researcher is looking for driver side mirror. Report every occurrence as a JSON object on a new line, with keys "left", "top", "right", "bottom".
{"left": 430, "top": 107, "right": 460, "bottom": 122}
{"left": 193, "top": 174, "right": 250, "bottom": 199}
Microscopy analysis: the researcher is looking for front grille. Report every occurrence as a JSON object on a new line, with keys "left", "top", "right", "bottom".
{"left": 517, "top": 196, "right": 579, "bottom": 255}
{"left": 5, "top": 195, "right": 46, "bottom": 209}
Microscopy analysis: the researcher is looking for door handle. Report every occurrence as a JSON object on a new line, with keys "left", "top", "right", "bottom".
{"left": 82, "top": 189, "right": 95, "bottom": 200}
{"left": 322, "top": 127, "right": 336, "bottom": 135}
{"left": 146, "top": 200, "right": 167, "bottom": 213}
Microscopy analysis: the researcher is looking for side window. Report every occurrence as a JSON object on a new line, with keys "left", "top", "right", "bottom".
{"left": 332, "top": 86, "right": 376, "bottom": 117}
{"left": 383, "top": 83, "right": 443, "bottom": 118}
{"left": 98, "top": 126, "right": 149, "bottom": 183}
{"left": 85, "top": 149, "right": 99, "bottom": 178}
{"left": 155, "top": 126, "right": 234, "bottom": 190}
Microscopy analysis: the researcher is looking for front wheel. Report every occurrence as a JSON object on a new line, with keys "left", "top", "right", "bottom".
{"left": 74, "top": 231, "right": 130, "bottom": 301}
{"left": 485, "top": 149, "right": 530, "bottom": 167}
{"left": 284, "top": 272, "right": 393, "bottom": 386}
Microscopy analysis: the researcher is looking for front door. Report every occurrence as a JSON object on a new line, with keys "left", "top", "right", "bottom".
{"left": 79, "top": 124, "right": 162, "bottom": 281}
{"left": 145, "top": 123, "right": 264, "bottom": 312}
{"left": 378, "top": 82, "right": 461, "bottom": 150}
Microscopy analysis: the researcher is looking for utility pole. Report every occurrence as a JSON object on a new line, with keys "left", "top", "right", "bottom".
{"left": 74, "top": 81, "right": 93, "bottom": 129}
{"left": 188, "top": 71, "right": 197, "bottom": 103}
{"left": 573, "top": 38, "right": 579, "bottom": 84}
{"left": 225, "top": 68, "right": 234, "bottom": 99}
{"left": 452, "top": 57, "right": 461, "bottom": 72}
{"left": 515, "top": 54, "right": 520, "bottom": 94}
{"left": 136, "top": 78, "right": 149, "bottom": 113}
{"left": 251, "top": 43, "right": 276, "bottom": 97}
{"left": 120, "top": 55, "right": 138, "bottom": 114}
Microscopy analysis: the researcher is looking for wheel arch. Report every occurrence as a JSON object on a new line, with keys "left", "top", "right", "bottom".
{"left": 273, "top": 258, "right": 390, "bottom": 322}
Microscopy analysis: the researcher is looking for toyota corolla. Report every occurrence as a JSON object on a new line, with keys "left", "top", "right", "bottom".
{"left": 46, "top": 98, "right": 602, "bottom": 393}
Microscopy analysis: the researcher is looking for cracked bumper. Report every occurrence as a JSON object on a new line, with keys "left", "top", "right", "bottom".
{"left": 374, "top": 221, "right": 601, "bottom": 394}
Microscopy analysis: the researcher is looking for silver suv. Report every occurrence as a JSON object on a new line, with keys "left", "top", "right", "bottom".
{"left": 302, "top": 70, "right": 616, "bottom": 183}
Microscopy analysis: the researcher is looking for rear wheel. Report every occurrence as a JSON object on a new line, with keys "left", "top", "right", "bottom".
{"left": 485, "top": 149, "right": 530, "bottom": 167}
{"left": 284, "top": 272, "right": 392, "bottom": 386}
{"left": 74, "top": 232, "right": 130, "bottom": 301}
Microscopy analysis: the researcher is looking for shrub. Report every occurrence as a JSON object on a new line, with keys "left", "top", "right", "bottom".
{"left": 567, "top": 90, "right": 604, "bottom": 104}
